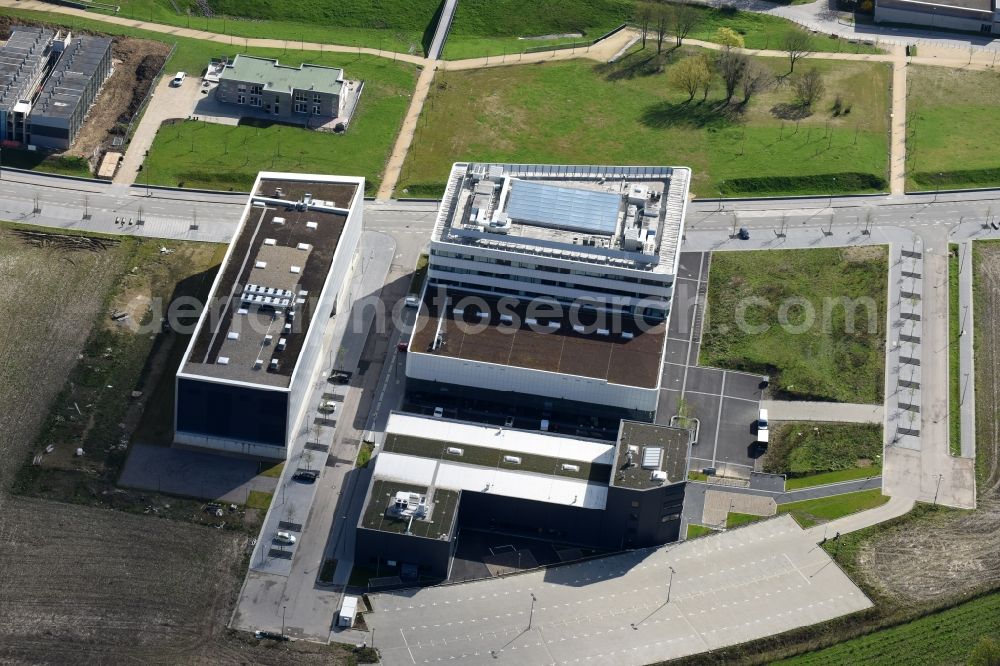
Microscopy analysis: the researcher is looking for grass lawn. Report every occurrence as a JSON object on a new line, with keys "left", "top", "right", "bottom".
{"left": 408, "top": 253, "right": 429, "bottom": 295}
{"left": 684, "top": 6, "right": 882, "bottom": 55}
{"left": 143, "top": 53, "right": 416, "bottom": 193}
{"left": 764, "top": 422, "right": 883, "bottom": 487}
{"left": 907, "top": 66, "right": 1000, "bottom": 191}
{"left": 777, "top": 591, "right": 1000, "bottom": 665}
{"left": 727, "top": 512, "right": 766, "bottom": 528}
{"left": 103, "top": 0, "right": 438, "bottom": 55}
{"left": 398, "top": 48, "right": 888, "bottom": 198}
{"left": 778, "top": 489, "right": 889, "bottom": 528}
{"left": 687, "top": 523, "right": 719, "bottom": 538}
{"left": 701, "top": 247, "right": 888, "bottom": 403}
{"left": 949, "top": 244, "right": 961, "bottom": 456}
{"left": 246, "top": 490, "right": 273, "bottom": 510}
{"left": 444, "top": 0, "right": 631, "bottom": 59}
{"left": 688, "top": 471, "right": 709, "bottom": 482}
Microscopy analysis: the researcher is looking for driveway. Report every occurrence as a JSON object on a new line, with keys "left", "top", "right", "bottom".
{"left": 115, "top": 75, "right": 203, "bottom": 185}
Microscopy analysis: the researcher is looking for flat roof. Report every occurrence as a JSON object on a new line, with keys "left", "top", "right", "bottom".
{"left": 369, "top": 412, "right": 615, "bottom": 510}
{"left": 220, "top": 54, "right": 344, "bottom": 96}
{"left": 507, "top": 179, "right": 621, "bottom": 235}
{"left": 0, "top": 28, "right": 54, "bottom": 110}
{"left": 612, "top": 421, "right": 689, "bottom": 489}
{"left": 361, "top": 480, "right": 460, "bottom": 539}
{"left": 181, "top": 174, "right": 358, "bottom": 388}
{"left": 432, "top": 163, "right": 689, "bottom": 276}
{"left": 30, "top": 35, "right": 112, "bottom": 122}
{"left": 410, "top": 287, "right": 666, "bottom": 389}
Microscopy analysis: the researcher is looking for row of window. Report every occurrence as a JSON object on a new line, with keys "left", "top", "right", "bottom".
{"left": 433, "top": 265, "right": 665, "bottom": 301}
{"left": 431, "top": 249, "right": 670, "bottom": 287}
{"left": 432, "top": 278, "right": 668, "bottom": 319}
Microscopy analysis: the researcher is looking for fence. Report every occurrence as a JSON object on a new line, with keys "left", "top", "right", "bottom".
{"left": 123, "top": 42, "right": 177, "bottom": 145}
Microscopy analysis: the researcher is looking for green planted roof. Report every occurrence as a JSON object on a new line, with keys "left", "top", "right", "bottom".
{"left": 220, "top": 55, "right": 344, "bottom": 95}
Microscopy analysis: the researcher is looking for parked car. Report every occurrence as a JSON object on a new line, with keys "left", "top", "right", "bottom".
{"left": 433, "top": 406, "right": 444, "bottom": 418}
{"left": 397, "top": 341, "right": 408, "bottom": 352}
{"left": 292, "top": 469, "right": 319, "bottom": 483}
{"left": 171, "top": 72, "right": 186, "bottom": 87}
{"left": 404, "top": 294, "right": 420, "bottom": 308}
{"left": 327, "top": 370, "right": 352, "bottom": 384}
{"left": 273, "top": 531, "right": 296, "bottom": 545}
{"left": 738, "top": 226, "right": 750, "bottom": 240}
{"left": 756, "top": 408, "right": 769, "bottom": 444}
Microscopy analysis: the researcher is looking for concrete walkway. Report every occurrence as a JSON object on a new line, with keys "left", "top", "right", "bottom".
{"left": 426, "top": 0, "right": 458, "bottom": 61}
{"left": 889, "top": 46, "right": 907, "bottom": 196}
{"left": 957, "top": 242, "right": 976, "bottom": 459}
{"left": 762, "top": 400, "right": 884, "bottom": 423}
{"left": 803, "top": 494, "right": 914, "bottom": 539}
{"left": 376, "top": 64, "right": 436, "bottom": 200}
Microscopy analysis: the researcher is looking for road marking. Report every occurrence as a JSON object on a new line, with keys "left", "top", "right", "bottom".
{"left": 400, "top": 628, "right": 416, "bottom": 664}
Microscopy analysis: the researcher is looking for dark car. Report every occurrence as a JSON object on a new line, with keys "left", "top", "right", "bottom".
{"left": 738, "top": 226, "right": 750, "bottom": 240}
{"left": 292, "top": 469, "right": 319, "bottom": 483}
{"left": 327, "top": 370, "right": 352, "bottom": 384}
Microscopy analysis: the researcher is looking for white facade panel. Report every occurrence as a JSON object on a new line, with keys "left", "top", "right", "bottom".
{"left": 406, "top": 350, "right": 659, "bottom": 412}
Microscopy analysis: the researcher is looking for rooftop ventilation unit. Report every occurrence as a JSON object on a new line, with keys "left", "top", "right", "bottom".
{"left": 621, "top": 331, "right": 634, "bottom": 340}
{"left": 290, "top": 266, "right": 301, "bottom": 274}
{"left": 650, "top": 470, "right": 667, "bottom": 483}
{"left": 255, "top": 260, "right": 267, "bottom": 269}
{"left": 217, "top": 356, "right": 230, "bottom": 365}
{"left": 227, "top": 331, "right": 239, "bottom": 340}
{"left": 276, "top": 338, "right": 287, "bottom": 351}
{"left": 387, "top": 491, "right": 428, "bottom": 520}
{"left": 641, "top": 447, "right": 663, "bottom": 470}
{"left": 446, "top": 447, "right": 464, "bottom": 456}
{"left": 561, "top": 463, "right": 580, "bottom": 472}
{"left": 503, "top": 455, "right": 522, "bottom": 465}
{"left": 269, "top": 358, "right": 279, "bottom": 371}
{"left": 296, "top": 243, "right": 310, "bottom": 250}
{"left": 263, "top": 238, "right": 276, "bottom": 246}
{"left": 264, "top": 334, "right": 273, "bottom": 345}
{"left": 272, "top": 216, "right": 285, "bottom": 225}
{"left": 306, "top": 221, "right": 318, "bottom": 230}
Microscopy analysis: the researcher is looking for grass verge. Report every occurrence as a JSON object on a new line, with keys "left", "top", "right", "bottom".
{"left": 356, "top": 442, "right": 375, "bottom": 468}
{"left": 778, "top": 489, "right": 888, "bottom": 528}
{"left": 259, "top": 461, "right": 285, "bottom": 479}
{"left": 1, "top": 150, "right": 92, "bottom": 178}
{"left": 949, "top": 244, "right": 962, "bottom": 456}
{"left": 776, "top": 591, "right": 1000, "bottom": 665}
{"left": 784, "top": 467, "right": 881, "bottom": 490}
{"left": 399, "top": 49, "right": 889, "bottom": 198}
{"left": 408, "top": 253, "right": 429, "bottom": 294}
{"left": 701, "top": 247, "right": 888, "bottom": 403}
{"left": 103, "top": 0, "right": 437, "bottom": 55}
{"left": 727, "top": 512, "right": 765, "bottom": 528}
{"left": 686, "top": 524, "right": 718, "bottom": 539}
{"left": 246, "top": 490, "right": 273, "bottom": 510}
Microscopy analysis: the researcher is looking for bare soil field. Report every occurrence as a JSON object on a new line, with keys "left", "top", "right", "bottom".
{"left": 847, "top": 243, "right": 1000, "bottom": 604}
{"left": 0, "top": 225, "right": 357, "bottom": 664}
{"left": 0, "top": 496, "right": 355, "bottom": 664}
{"left": 0, "top": 224, "right": 129, "bottom": 497}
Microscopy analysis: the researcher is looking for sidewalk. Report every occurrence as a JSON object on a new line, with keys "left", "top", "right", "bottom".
{"left": 889, "top": 46, "right": 907, "bottom": 196}
{"left": 762, "top": 400, "right": 884, "bottom": 423}
{"left": 957, "top": 242, "right": 976, "bottom": 459}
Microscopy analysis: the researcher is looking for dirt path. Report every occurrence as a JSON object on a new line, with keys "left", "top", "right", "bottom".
{"left": 889, "top": 46, "right": 907, "bottom": 196}
{"left": 377, "top": 64, "right": 437, "bottom": 200}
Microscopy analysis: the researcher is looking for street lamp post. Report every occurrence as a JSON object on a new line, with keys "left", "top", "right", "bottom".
{"left": 528, "top": 593, "right": 537, "bottom": 630}
{"left": 281, "top": 605, "right": 287, "bottom": 637}
{"left": 666, "top": 566, "right": 676, "bottom": 603}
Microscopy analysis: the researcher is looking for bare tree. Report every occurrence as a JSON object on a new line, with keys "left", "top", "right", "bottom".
{"left": 668, "top": 55, "right": 713, "bottom": 102}
{"left": 740, "top": 61, "right": 774, "bottom": 105}
{"left": 783, "top": 32, "right": 813, "bottom": 73}
{"left": 669, "top": 1, "right": 700, "bottom": 47}
{"left": 793, "top": 68, "right": 825, "bottom": 108}
{"left": 653, "top": 2, "right": 670, "bottom": 54}
{"left": 717, "top": 49, "right": 748, "bottom": 103}
{"left": 699, "top": 54, "right": 713, "bottom": 101}
{"left": 636, "top": 2, "right": 654, "bottom": 49}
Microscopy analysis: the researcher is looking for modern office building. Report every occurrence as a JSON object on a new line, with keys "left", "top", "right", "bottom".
{"left": 355, "top": 412, "right": 690, "bottom": 579}
{"left": 28, "top": 35, "right": 113, "bottom": 150}
{"left": 215, "top": 54, "right": 345, "bottom": 120}
{"left": 404, "top": 162, "right": 690, "bottom": 420}
{"left": 0, "top": 27, "right": 57, "bottom": 144}
{"left": 874, "top": 0, "right": 999, "bottom": 33}
{"left": 174, "top": 172, "right": 364, "bottom": 459}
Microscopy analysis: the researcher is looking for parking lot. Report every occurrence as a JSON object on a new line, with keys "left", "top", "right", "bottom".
{"left": 361, "top": 515, "right": 871, "bottom": 665}
{"left": 658, "top": 252, "right": 766, "bottom": 478}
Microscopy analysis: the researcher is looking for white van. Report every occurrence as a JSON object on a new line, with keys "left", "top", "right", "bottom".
{"left": 171, "top": 72, "right": 186, "bottom": 87}
{"left": 756, "top": 409, "right": 769, "bottom": 444}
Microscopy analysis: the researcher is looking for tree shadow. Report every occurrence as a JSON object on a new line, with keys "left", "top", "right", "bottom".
{"left": 594, "top": 47, "right": 679, "bottom": 81}
{"left": 770, "top": 103, "right": 814, "bottom": 120}
{"left": 639, "top": 99, "right": 739, "bottom": 130}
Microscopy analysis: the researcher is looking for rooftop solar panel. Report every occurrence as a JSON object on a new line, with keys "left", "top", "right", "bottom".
{"left": 506, "top": 179, "right": 621, "bottom": 235}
